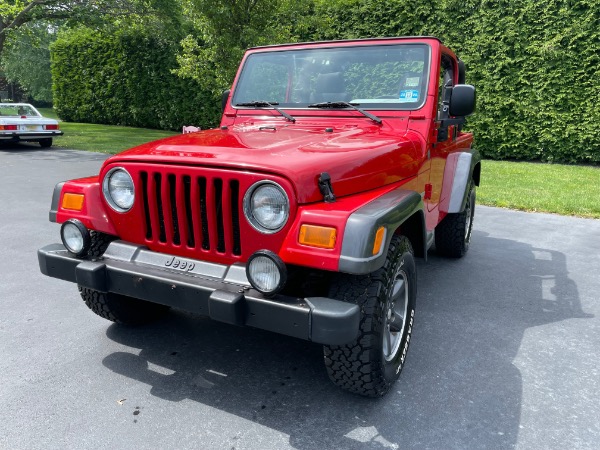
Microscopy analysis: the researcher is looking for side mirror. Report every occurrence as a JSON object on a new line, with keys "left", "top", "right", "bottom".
{"left": 222, "top": 89, "right": 231, "bottom": 112}
{"left": 449, "top": 84, "right": 476, "bottom": 117}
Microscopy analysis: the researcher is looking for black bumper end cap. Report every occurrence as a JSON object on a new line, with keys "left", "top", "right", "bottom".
{"left": 75, "top": 261, "right": 108, "bottom": 292}
{"left": 38, "top": 244, "right": 79, "bottom": 281}
{"left": 209, "top": 290, "right": 246, "bottom": 326}
{"left": 306, "top": 297, "right": 360, "bottom": 345}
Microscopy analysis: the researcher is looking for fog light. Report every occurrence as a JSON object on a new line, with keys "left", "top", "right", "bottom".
{"left": 246, "top": 250, "right": 287, "bottom": 296}
{"left": 60, "top": 219, "right": 91, "bottom": 256}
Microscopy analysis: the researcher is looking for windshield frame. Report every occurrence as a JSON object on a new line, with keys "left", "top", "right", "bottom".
{"left": 231, "top": 43, "right": 432, "bottom": 112}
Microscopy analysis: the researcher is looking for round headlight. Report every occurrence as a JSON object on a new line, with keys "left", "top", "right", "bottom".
{"left": 103, "top": 168, "right": 134, "bottom": 212}
{"left": 244, "top": 181, "right": 289, "bottom": 233}
{"left": 246, "top": 250, "right": 287, "bottom": 296}
{"left": 61, "top": 219, "right": 90, "bottom": 256}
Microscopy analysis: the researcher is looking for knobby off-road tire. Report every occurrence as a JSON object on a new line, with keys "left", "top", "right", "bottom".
{"left": 323, "top": 235, "right": 417, "bottom": 397}
{"left": 78, "top": 231, "right": 169, "bottom": 325}
{"left": 435, "top": 183, "right": 476, "bottom": 258}
{"left": 79, "top": 287, "right": 169, "bottom": 325}
{"left": 88, "top": 231, "right": 116, "bottom": 258}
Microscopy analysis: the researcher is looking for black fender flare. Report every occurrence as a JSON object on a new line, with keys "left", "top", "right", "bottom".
{"left": 439, "top": 148, "right": 481, "bottom": 214}
{"left": 49, "top": 181, "right": 66, "bottom": 223}
{"left": 338, "top": 189, "right": 424, "bottom": 275}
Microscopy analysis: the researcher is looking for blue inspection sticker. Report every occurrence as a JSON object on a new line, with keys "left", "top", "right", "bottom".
{"left": 399, "top": 90, "right": 420, "bottom": 103}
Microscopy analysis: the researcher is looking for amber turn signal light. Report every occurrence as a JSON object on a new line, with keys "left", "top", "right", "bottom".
{"left": 61, "top": 193, "right": 85, "bottom": 211}
{"left": 299, "top": 225, "right": 337, "bottom": 249}
{"left": 372, "top": 226, "right": 386, "bottom": 255}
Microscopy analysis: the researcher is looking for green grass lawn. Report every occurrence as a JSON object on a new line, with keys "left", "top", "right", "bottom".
{"left": 478, "top": 160, "right": 600, "bottom": 218}
{"left": 36, "top": 108, "right": 599, "bottom": 219}
{"left": 37, "top": 108, "right": 177, "bottom": 153}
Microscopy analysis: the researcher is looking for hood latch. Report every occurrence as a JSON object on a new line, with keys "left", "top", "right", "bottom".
{"left": 318, "top": 172, "right": 336, "bottom": 203}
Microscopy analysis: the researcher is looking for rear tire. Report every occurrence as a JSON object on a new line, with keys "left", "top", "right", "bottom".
{"left": 435, "top": 183, "right": 476, "bottom": 258}
{"left": 39, "top": 138, "right": 53, "bottom": 148}
{"left": 323, "top": 235, "right": 417, "bottom": 397}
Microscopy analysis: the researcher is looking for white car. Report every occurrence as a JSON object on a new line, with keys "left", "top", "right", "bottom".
{"left": 0, "top": 103, "right": 63, "bottom": 148}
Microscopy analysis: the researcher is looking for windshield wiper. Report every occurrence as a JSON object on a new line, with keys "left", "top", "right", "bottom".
{"left": 307, "top": 101, "right": 382, "bottom": 125}
{"left": 235, "top": 101, "right": 296, "bottom": 123}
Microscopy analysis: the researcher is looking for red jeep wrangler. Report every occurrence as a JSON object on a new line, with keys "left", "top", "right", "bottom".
{"left": 38, "top": 37, "right": 479, "bottom": 397}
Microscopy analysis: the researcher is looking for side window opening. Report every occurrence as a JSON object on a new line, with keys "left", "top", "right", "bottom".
{"left": 437, "top": 55, "right": 455, "bottom": 121}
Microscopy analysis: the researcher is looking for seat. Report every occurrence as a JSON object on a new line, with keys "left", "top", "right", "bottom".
{"left": 310, "top": 72, "right": 350, "bottom": 103}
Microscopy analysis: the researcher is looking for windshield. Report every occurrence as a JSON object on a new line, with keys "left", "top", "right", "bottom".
{"left": 0, "top": 104, "right": 40, "bottom": 117}
{"left": 232, "top": 44, "right": 430, "bottom": 110}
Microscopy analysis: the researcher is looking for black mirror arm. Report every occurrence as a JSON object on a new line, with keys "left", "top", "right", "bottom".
{"left": 439, "top": 117, "right": 466, "bottom": 128}
{"left": 437, "top": 117, "right": 466, "bottom": 142}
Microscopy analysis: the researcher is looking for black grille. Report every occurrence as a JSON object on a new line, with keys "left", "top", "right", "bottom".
{"left": 140, "top": 171, "right": 242, "bottom": 256}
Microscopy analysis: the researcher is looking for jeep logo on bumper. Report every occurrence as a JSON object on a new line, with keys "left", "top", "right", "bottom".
{"left": 165, "top": 256, "right": 195, "bottom": 272}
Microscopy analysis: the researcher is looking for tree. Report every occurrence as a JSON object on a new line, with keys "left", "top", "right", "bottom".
{"left": 174, "top": 0, "right": 321, "bottom": 92}
{"left": 1, "top": 22, "right": 56, "bottom": 102}
{"left": 0, "top": 0, "right": 180, "bottom": 56}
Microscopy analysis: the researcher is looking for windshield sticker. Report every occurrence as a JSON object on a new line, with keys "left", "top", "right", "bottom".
{"left": 404, "top": 77, "right": 420, "bottom": 87}
{"left": 399, "top": 90, "right": 420, "bottom": 103}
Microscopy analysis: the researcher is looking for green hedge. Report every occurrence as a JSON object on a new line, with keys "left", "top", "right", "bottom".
{"left": 51, "top": 27, "right": 221, "bottom": 130}
{"left": 313, "top": 0, "right": 600, "bottom": 164}
{"left": 51, "top": 1, "right": 600, "bottom": 164}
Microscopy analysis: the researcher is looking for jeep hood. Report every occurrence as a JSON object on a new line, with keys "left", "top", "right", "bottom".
{"left": 107, "top": 122, "right": 424, "bottom": 204}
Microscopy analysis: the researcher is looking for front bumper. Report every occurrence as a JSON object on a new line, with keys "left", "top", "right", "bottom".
{"left": 38, "top": 241, "right": 360, "bottom": 345}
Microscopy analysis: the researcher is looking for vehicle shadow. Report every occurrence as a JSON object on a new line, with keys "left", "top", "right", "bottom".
{"left": 0, "top": 144, "right": 108, "bottom": 162}
{"left": 102, "top": 229, "right": 591, "bottom": 449}
{"left": 0, "top": 142, "right": 49, "bottom": 152}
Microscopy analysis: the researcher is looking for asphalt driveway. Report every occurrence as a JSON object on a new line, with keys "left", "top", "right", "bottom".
{"left": 1, "top": 145, "right": 599, "bottom": 449}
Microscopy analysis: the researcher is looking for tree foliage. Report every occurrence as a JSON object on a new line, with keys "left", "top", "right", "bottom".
{"left": 1, "top": 22, "right": 56, "bottom": 102}
{"left": 174, "top": 0, "right": 317, "bottom": 93}
{"left": 0, "top": 0, "right": 180, "bottom": 56}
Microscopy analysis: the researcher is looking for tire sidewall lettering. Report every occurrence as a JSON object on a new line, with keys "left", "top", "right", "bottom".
{"left": 383, "top": 242, "right": 416, "bottom": 381}
{"left": 396, "top": 309, "right": 414, "bottom": 374}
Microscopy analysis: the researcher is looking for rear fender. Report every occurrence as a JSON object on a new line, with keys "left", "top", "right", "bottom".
{"left": 439, "top": 149, "right": 481, "bottom": 214}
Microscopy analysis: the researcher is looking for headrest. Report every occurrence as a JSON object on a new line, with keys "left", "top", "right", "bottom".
{"left": 315, "top": 72, "right": 345, "bottom": 93}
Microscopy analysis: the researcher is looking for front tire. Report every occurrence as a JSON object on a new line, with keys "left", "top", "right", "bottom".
{"left": 79, "top": 287, "right": 169, "bottom": 325}
{"left": 78, "top": 231, "right": 169, "bottom": 325}
{"left": 323, "top": 235, "right": 417, "bottom": 397}
{"left": 435, "top": 183, "right": 476, "bottom": 258}
{"left": 88, "top": 231, "right": 116, "bottom": 258}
